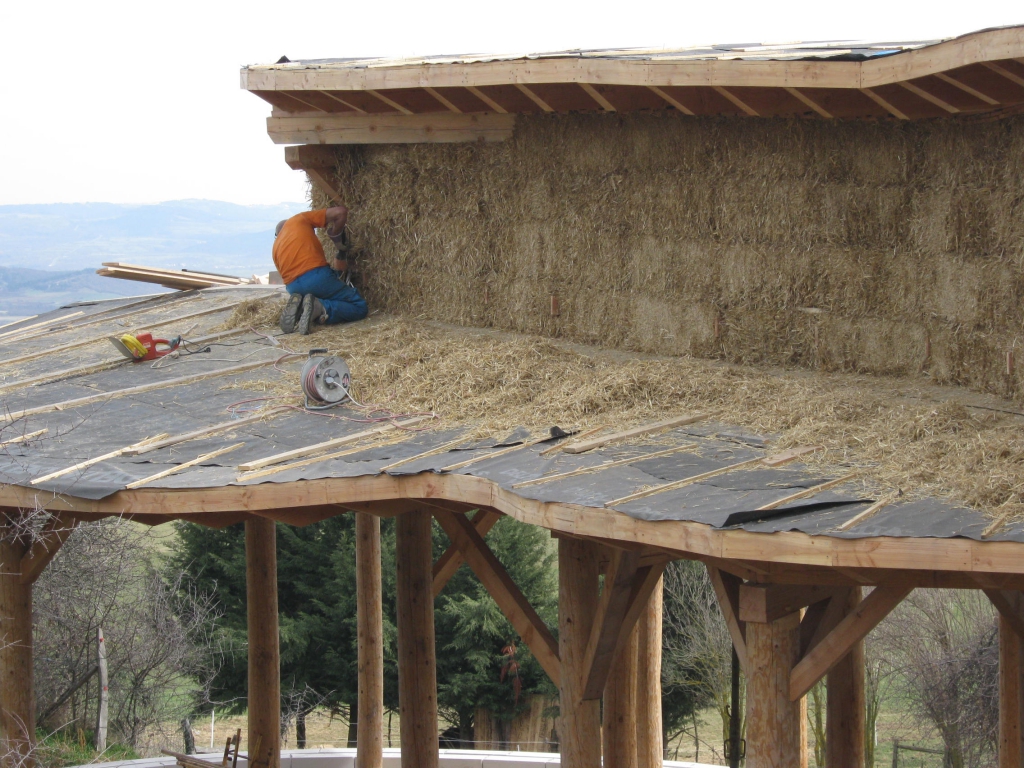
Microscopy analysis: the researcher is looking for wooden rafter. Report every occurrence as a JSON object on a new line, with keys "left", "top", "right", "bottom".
{"left": 582, "top": 550, "right": 667, "bottom": 699}
{"left": 933, "top": 72, "right": 1000, "bottom": 105}
{"left": 365, "top": 89, "right": 415, "bottom": 114}
{"left": 515, "top": 84, "right": 554, "bottom": 112}
{"left": 281, "top": 92, "right": 330, "bottom": 113}
{"left": 21, "top": 512, "right": 78, "bottom": 584}
{"left": 424, "top": 87, "right": 462, "bottom": 113}
{"left": 320, "top": 91, "right": 368, "bottom": 113}
{"left": 899, "top": 81, "right": 959, "bottom": 113}
{"left": 985, "top": 590, "right": 1024, "bottom": 640}
{"left": 432, "top": 508, "right": 561, "bottom": 685}
{"left": 646, "top": 86, "right": 695, "bottom": 115}
{"left": 784, "top": 87, "right": 833, "bottom": 118}
{"left": 789, "top": 580, "right": 913, "bottom": 700}
{"left": 579, "top": 83, "right": 616, "bottom": 111}
{"left": 709, "top": 566, "right": 748, "bottom": 674}
{"left": 432, "top": 508, "right": 500, "bottom": 595}
{"left": 860, "top": 88, "right": 910, "bottom": 119}
{"left": 712, "top": 86, "right": 759, "bottom": 116}
{"left": 983, "top": 62, "right": 1024, "bottom": 89}
{"left": 465, "top": 86, "right": 507, "bottom": 113}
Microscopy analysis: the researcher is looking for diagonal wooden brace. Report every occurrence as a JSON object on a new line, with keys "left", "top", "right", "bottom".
{"left": 582, "top": 550, "right": 668, "bottom": 700}
{"left": 283, "top": 146, "right": 345, "bottom": 204}
{"left": 790, "top": 580, "right": 912, "bottom": 700}
{"left": 433, "top": 509, "right": 501, "bottom": 596}
{"left": 709, "top": 566, "right": 748, "bottom": 674}
{"left": 21, "top": 511, "right": 78, "bottom": 584}
{"left": 985, "top": 589, "right": 1024, "bottom": 640}
{"left": 432, "top": 508, "right": 561, "bottom": 685}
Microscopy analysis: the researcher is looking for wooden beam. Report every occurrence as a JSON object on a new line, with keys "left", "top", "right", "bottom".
{"left": 580, "top": 83, "right": 616, "bottom": 111}
{"left": 709, "top": 566, "right": 748, "bottom": 674}
{"left": 267, "top": 113, "right": 515, "bottom": 144}
{"left": 636, "top": 578, "right": 663, "bottom": 768}
{"left": 564, "top": 414, "right": 706, "bottom": 454}
{"left": 984, "top": 62, "right": 1024, "bottom": 89}
{"left": 20, "top": 512, "right": 78, "bottom": 585}
{"left": 283, "top": 144, "right": 338, "bottom": 170}
{"left": 790, "top": 580, "right": 913, "bottom": 700}
{"left": 899, "top": 81, "right": 960, "bottom": 113}
{"left": 432, "top": 508, "right": 561, "bottom": 684}
{"left": 784, "top": 87, "right": 833, "bottom": 117}
{"left": 934, "top": 72, "right": 1001, "bottom": 104}
{"left": 603, "top": 622, "right": 639, "bottom": 768}
{"left": 739, "top": 583, "right": 843, "bottom": 624}
{"left": 825, "top": 588, "right": 865, "bottom": 768}
{"left": 424, "top": 87, "right": 461, "bottom": 113}
{"left": 465, "top": 86, "right": 507, "bottom": 113}
{"left": 860, "top": 88, "right": 910, "bottom": 119}
{"left": 713, "top": 86, "right": 759, "bottom": 116}
{"left": 646, "top": 86, "right": 695, "bottom": 114}
{"left": 515, "top": 84, "right": 554, "bottom": 112}
{"left": 355, "top": 513, "right": 384, "bottom": 768}
{"left": 582, "top": 550, "right": 667, "bottom": 700}
{"left": 246, "top": 517, "right": 281, "bottom": 768}
{"left": 999, "top": 614, "right": 1024, "bottom": 768}
{"left": 395, "top": 510, "right": 439, "bottom": 768}
{"left": 746, "top": 612, "right": 802, "bottom": 768}
{"left": 431, "top": 508, "right": 500, "bottom": 596}
{"left": 1, "top": 533, "right": 35, "bottom": 766}
{"left": 365, "top": 89, "right": 414, "bottom": 114}
{"left": 988, "top": 590, "right": 1024, "bottom": 641}
{"left": 558, "top": 537, "right": 602, "bottom": 768}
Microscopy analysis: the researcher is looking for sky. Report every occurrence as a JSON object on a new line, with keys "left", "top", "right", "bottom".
{"left": 2, "top": 0, "right": 1022, "bottom": 207}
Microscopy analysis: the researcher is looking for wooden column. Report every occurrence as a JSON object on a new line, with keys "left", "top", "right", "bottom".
{"left": 396, "top": 510, "right": 438, "bottom": 768}
{"left": 0, "top": 536, "right": 34, "bottom": 768}
{"left": 827, "top": 588, "right": 865, "bottom": 768}
{"left": 355, "top": 513, "right": 384, "bottom": 768}
{"left": 637, "top": 577, "right": 664, "bottom": 768}
{"left": 558, "top": 537, "right": 601, "bottom": 768}
{"left": 246, "top": 517, "right": 280, "bottom": 768}
{"left": 999, "top": 615, "right": 1024, "bottom": 768}
{"left": 745, "top": 612, "right": 802, "bottom": 768}
{"left": 604, "top": 623, "right": 639, "bottom": 768}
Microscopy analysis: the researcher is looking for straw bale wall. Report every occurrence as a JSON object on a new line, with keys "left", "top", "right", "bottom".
{"left": 311, "top": 112, "right": 1024, "bottom": 397}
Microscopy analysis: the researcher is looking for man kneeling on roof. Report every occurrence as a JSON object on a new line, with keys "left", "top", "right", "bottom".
{"left": 274, "top": 205, "right": 368, "bottom": 335}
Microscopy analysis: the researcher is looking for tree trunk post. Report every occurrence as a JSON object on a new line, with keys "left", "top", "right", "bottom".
{"left": 999, "top": 614, "right": 1024, "bottom": 768}
{"left": 558, "top": 537, "right": 601, "bottom": 768}
{"left": 745, "top": 611, "right": 803, "bottom": 768}
{"left": 604, "top": 622, "right": 640, "bottom": 768}
{"left": 356, "top": 512, "right": 384, "bottom": 768}
{"left": 395, "top": 510, "right": 438, "bottom": 768}
{"left": 246, "top": 517, "right": 281, "bottom": 768}
{"left": 827, "top": 588, "right": 865, "bottom": 768}
{"left": 96, "top": 627, "right": 108, "bottom": 753}
{"left": 637, "top": 576, "right": 663, "bottom": 768}
{"left": 0, "top": 535, "right": 34, "bottom": 768}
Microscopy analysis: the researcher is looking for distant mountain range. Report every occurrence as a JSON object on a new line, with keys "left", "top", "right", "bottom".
{"left": 0, "top": 200, "right": 305, "bottom": 318}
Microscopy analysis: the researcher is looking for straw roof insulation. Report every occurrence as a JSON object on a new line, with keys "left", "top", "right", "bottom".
{"left": 306, "top": 112, "right": 1024, "bottom": 404}
{"left": 222, "top": 297, "right": 1024, "bottom": 523}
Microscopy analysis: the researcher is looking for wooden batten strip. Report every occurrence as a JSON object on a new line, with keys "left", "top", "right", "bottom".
{"left": 512, "top": 443, "right": 698, "bottom": 488}
{"left": 836, "top": 497, "right": 892, "bottom": 532}
{"left": 756, "top": 472, "right": 860, "bottom": 511}
{"left": 563, "top": 414, "right": 707, "bottom": 454}
{"left": 647, "top": 86, "right": 695, "bottom": 115}
{"left": 713, "top": 86, "right": 759, "bottom": 116}
{"left": 899, "top": 81, "right": 959, "bottom": 113}
{"left": 0, "top": 312, "right": 84, "bottom": 341}
{"left": 365, "top": 89, "right": 414, "bottom": 114}
{"left": 860, "top": 88, "right": 909, "bottom": 119}
{"left": 515, "top": 84, "right": 554, "bottom": 112}
{"left": 237, "top": 415, "right": 431, "bottom": 472}
{"left": 237, "top": 433, "right": 414, "bottom": 482}
{"left": 0, "top": 428, "right": 48, "bottom": 448}
{"left": 0, "top": 359, "right": 127, "bottom": 394}
{"left": 539, "top": 425, "right": 604, "bottom": 457}
{"left": 784, "top": 87, "right": 833, "bottom": 117}
{"left": 466, "top": 86, "right": 507, "bottom": 113}
{"left": 378, "top": 435, "right": 473, "bottom": 472}
{"left": 424, "top": 87, "right": 462, "bottom": 113}
{"left": 123, "top": 407, "right": 290, "bottom": 456}
{"left": 2, "top": 355, "right": 299, "bottom": 424}
{"left": 439, "top": 433, "right": 560, "bottom": 472}
{"left": 0, "top": 314, "right": 38, "bottom": 332}
{"left": 934, "top": 72, "right": 1000, "bottom": 105}
{"left": 127, "top": 443, "right": 244, "bottom": 489}
{"left": 30, "top": 433, "right": 171, "bottom": 485}
{"left": 580, "top": 83, "right": 616, "bottom": 111}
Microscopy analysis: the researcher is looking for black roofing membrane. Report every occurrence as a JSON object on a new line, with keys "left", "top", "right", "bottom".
{"left": 0, "top": 289, "right": 1016, "bottom": 542}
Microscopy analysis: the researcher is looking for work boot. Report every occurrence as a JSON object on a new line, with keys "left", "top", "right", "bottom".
{"left": 298, "top": 295, "right": 327, "bottom": 335}
{"left": 280, "top": 293, "right": 304, "bottom": 333}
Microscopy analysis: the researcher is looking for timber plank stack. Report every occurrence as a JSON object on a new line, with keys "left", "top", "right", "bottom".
{"left": 97, "top": 262, "right": 248, "bottom": 290}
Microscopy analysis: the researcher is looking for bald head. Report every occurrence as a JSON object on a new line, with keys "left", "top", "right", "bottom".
{"left": 275, "top": 220, "right": 286, "bottom": 237}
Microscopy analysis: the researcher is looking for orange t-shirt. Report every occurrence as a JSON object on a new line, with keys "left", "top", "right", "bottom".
{"left": 272, "top": 209, "right": 329, "bottom": 284}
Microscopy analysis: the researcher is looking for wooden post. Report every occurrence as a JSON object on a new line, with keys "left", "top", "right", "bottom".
{"left": 827, "top": 588, "right": 865, "bottom": 768}
{"left": 604, "top": 622, "right": 640, "bottom": 768}
{"left": 96, "top": 627, "right": 109, "bottom": 753}
{"left": 246, "top": 517, "right": 280, "bottom": 768}
{"left": 558, "top": 537, "right": 601, "bottom": 768}
{"left": 356, "top": 513, "right": 384, "bottom": 768}
{"left": 395, "top": 510, "right": 438, "bottom": 768}
{"left": 745, "top": 612, "right": 802, "bottom": 768}
{"left": 999, "top": 614, "right": 1024, "bottom": 768}
{"left": 637, "top": 577, "right": 663, "bottom": 768}
{"left": 0, "top": 535, "right": 34, "bottom": 768}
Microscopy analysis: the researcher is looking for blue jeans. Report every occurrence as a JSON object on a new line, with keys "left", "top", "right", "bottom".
{"left": 286, "top": 266, "right": 368, "bottom": 324}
